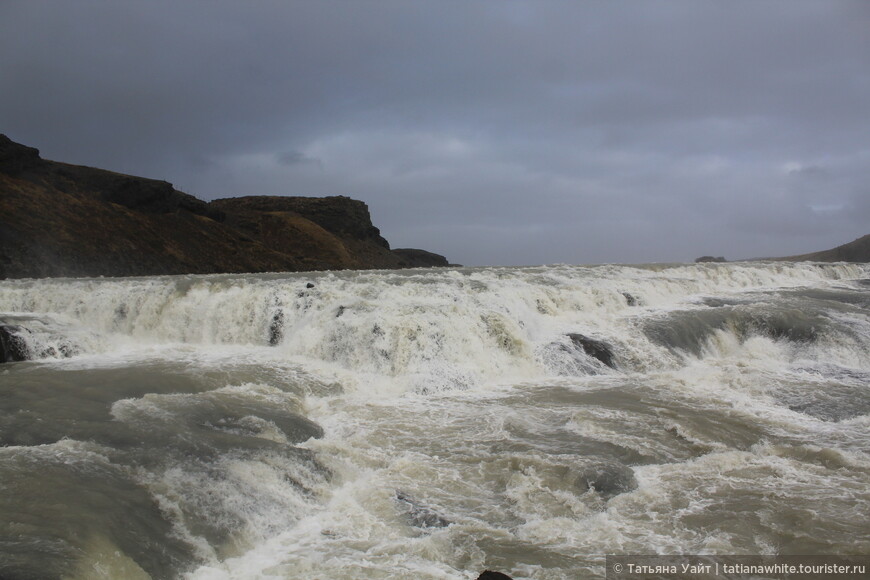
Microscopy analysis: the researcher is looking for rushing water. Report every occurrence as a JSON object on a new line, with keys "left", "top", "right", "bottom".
{"left": 1, "top": 262, "right": 868, "bottom": 579}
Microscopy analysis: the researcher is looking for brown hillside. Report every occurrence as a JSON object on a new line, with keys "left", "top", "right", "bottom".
{"left": 771, "top": 234, "right": 870, "bottom": 263}
{"left": 0, "top": 134, "right": 450, "bottom": 278}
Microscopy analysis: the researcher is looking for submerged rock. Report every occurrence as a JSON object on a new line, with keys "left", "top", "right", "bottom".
{"left": 476, "top": 572, "right": 514, "bottom": 580}
{"left": 575, "top": 462, "right": 637, "bottom": 499}
{"left": 0, "top": 325, "right": 28, "bottom": 363}
{"left": 567, "top": 333, "right": 616, "bottom": 369}
{"left": 268, "top": 309, "right": 284, "bottom": 346}
{"left": 395, "top": 490, "right": 450, "bottom": 529}
{"left": 622, "top": 292, "right": 638, "bottom": 306}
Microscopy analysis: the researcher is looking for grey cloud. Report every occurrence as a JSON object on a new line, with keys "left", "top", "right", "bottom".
{"left": 787, "top": 165, "right": 832, "bottom": 180}
{"left": 276, "top": 151, "right": 322, "bottom": 168}
{"left": 1, "top": 0, "right": 868, "bottom": 265}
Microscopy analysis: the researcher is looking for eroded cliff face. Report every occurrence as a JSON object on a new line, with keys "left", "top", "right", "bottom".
{"left": 0, "top": 134, "right": 450, "bottom": 279}
{"left": 210, "top": 196, "right": 405, "bottom": 271}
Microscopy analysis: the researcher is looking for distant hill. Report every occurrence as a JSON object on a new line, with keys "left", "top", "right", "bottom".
{"left": 0, "top": 134, "right": 450, "bottom": 279}
{"left": 769, "top": 234, "right": 870, "bottom": 263}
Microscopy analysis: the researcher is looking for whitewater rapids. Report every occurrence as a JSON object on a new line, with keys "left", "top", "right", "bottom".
{"left": 0, "top": 262, "right": 868, "bottom": 579}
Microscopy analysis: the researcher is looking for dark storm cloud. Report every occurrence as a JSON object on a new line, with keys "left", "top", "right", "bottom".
{"left": 1, "top": 0, "right": 868, "bottom": 265}
{"left": 276, "top": 151, "right": 322, "bottom": 168}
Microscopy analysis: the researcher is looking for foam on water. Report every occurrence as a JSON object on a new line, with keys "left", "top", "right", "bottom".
{"left": 1, "top": 263, "right": 865, "bottom": 387}
{"left": 1, "top": 262, "right": 868, "bottom": 579}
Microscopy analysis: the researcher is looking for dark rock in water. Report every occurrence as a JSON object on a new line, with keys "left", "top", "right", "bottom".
{"left": 575, "top": 462, "right": 637, "bottom": 499}
{"left": 622, "top": 292, "right": 638, "bottom": 306}
{"left": 306, "top": 282, "right": 315, "bottom": 288}
{"left": 477, "top": 572, "right": 514, "bottom": 580}
{"left": 695, "top": 256, "right": 727, "bottom": 263}
{"left": 268, "top": 310, "right": 284, "bottom": 346}
{"left": 0, "top": 325, "right": 29, "bottom": 363}
{"left": 395, "top": 490, "right": 450, "bottom": 529}
{"left": 336, "top": 305, "right": 346, "bottom": 318}
{"left": 114, "top": 303, "right": 129, "bottom": 322}
{"left": 567, "top": 333, "right": 616, "bottom": 369}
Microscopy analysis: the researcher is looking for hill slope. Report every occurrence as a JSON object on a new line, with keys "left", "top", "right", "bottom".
{"left": 0, "top": 135, "right": 449, "bottom": 279}
{"left": 771, "top": 234, "right": 870, "bottom": 263}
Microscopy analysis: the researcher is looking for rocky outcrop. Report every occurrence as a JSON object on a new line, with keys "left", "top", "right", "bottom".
{"left": 0, "top": 134, "right": 41, "bottom": 176}
{"left": 567, "top": 333, "right": 616, "bottom": 369}
{"left": 0, "top": 325, "right": 28, "bottom": 363}
{"left": 392, "top": 248, "right": 451, "bottom": 268}
{"left": 210, "top": 195, "right": 404, "bottom": 270}
{"left": 211, "top": 195, "right": 389, "bottom": 246}
{"left": 0, "top": 135, "right": 452, "bottom": 279}
{"left": 695, "top": 256, "right": 727, "bottom": 263}
{"left": 575, "top": 461, "right": 637, "bottom": 499}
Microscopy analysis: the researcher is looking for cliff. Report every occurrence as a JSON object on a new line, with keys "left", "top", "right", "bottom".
{"left": 0, "top": 134, "right": 451, "bottom": 279}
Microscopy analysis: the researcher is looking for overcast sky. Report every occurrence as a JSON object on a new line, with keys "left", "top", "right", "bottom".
{"left": 2, "top": 1, "right": 868, "bottom": 266}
